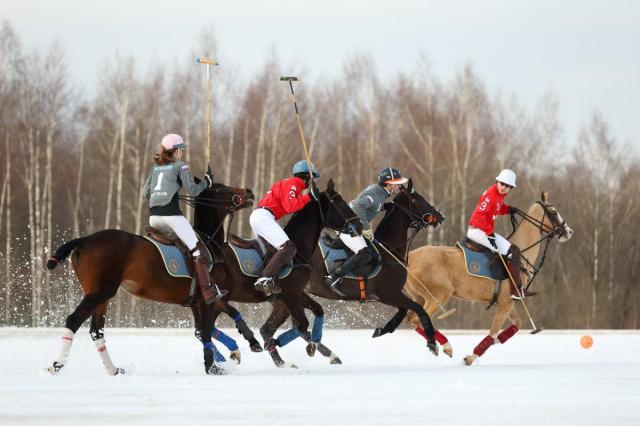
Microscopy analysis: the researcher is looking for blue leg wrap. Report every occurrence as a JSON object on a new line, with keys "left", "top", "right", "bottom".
{"left": 276, "top": 327, "right": 301, "bottom": 347}
{"left": 212, "top": 328, "right": 239, "bottom": 351}
{"left": 203, "top": 342, "right": 226, "bottom": 363}
{"left": 312, "top": 316, "right": 324, "bottom": 343}
{"left": 233, "top": 313, "right": 242, "bottom": 322}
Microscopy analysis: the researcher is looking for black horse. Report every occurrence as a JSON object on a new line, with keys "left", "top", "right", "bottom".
{"left": 202, "top": 179, "right": 363, "bottom": 361}
{"left": 46, "top": 182, "right": 254, "bottom": 375}
{"left": 259, "top": 179, "right": 446, "bottom": 366}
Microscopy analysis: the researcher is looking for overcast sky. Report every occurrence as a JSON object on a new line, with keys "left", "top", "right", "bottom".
{"left": 3, "top": 0, "right": 639, "bottom": 146}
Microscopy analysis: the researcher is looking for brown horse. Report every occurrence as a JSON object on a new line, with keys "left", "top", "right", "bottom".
{"left": 258, "top": 179, "right": 446, "bottom": 367}
{"left": 45, "top": 182, "right": 254, "bottom": 375}
{"left": 403, "top": 191, "right": 573, "bottom": 365}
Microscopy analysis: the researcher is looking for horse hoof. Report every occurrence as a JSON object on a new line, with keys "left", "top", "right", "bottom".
{"left": 230, "top": 350, "right": 241, "bottom": 365}
{"left": 306, "top": 342, "right": 317, "bottom": 357}
{"left": 427, "top": 341, "right": 439, "bottom": 357}
{"left": 250, "top": 343, "right": 263, "bottom": 353}
{"left": 207, "top": 365, "right": 227, "bottom": 375}
{"left": 463, "top": 355, "right": 476, "bottom": 366}
{"left": 112, "top": 367, "right": 126, "bottom": 375}
{"left": 329, "top": 355, "right": 342, "bottom": 365}
{"left": 264, "top": 338, "right": 277, "bottom": 352}
{"left": 372, "top": 328, "right": 384, "bottom": 338}
{"left": 47, "top": 362, "right": 63, "bottom": 375}
{"left": 443, "top": 343, "right": 453, "bottom": 358}
{"left": 287, "top": 363, "right": 298, "bottom": 369}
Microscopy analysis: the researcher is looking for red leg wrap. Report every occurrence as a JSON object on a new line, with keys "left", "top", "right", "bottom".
{"left": 473, "top": 335, "right": 495, "bottom": 356}
{"left": 434, "top": 330, "right": 448, "bottom": 345}
{"left": 497, "top": 324, "right": 519, "bottom": 344}
{"left": 415, "top": 327, "right": 428, "bottom": 340}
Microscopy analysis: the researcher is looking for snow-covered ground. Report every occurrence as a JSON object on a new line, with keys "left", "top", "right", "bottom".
{"left": 1, "top": 328, "right": 638, "bottom": 426}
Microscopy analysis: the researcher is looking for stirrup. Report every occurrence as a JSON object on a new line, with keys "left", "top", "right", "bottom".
{"left": 213, "top": 284, "right": 228, "bottom": 300}
{"left": 326, "top": 275, "right": 346, "bottom": 297}
{"left": 254, "top": 277, "right": 281, "bottom": 296}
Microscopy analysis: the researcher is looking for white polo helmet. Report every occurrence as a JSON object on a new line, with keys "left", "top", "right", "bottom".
{"left": 495, "top": 169, "right": 517, "bottom": 187}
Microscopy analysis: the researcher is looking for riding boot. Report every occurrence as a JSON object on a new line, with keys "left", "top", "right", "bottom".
{"left": 505, "top": 246, "right": 536, "bottom": 300}
{"left": 193, "top": 256, "right": 226, "bottom": 305}
{"left": 326, "top": 248, "right": 374, "bottom": 297}
{"left": 254, "top": 241, "right": 297, "bottom": 295}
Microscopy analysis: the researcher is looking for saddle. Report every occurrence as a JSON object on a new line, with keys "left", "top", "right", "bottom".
{"left": 227, "top": 233, "right": 292, "bottom": 278}
{"left": 144, "top": 226, "right": 213, "bottom": 276}
{"left": 318, "top": 230, "right": 382, "bottom": 279}
{"left": 457, "top": 236, "right": 508, "bottom": 281}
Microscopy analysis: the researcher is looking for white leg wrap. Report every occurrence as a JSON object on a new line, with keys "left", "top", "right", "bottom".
{"left": 55, "top": 328, "right": 75, "bottom": 365}
{"left": 94, "top": 337, "right": 119, "bottom": 375}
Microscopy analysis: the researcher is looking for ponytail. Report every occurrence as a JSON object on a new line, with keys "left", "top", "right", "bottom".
{"left": 153, "top": 145, "right": 177, "bottom": 165}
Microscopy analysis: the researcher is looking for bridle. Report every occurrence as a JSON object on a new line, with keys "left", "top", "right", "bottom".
{"left": 181, "top": 186, "right": 252, "bottom": 254}
{"left": 508, "top": 201, "right": 569, "bottom": 291}
{"left": 374, "top": 187, "right": 442, "bottom": 262}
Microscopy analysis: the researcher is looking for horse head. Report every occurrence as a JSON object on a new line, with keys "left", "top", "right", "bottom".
{"left": 533, "top": 191, "right": 574, "bottom": 242}
{"left": 383, "top": 178, "right": 446, "bottom": 230}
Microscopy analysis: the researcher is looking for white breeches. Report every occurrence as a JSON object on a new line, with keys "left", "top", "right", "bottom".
{"left": 467, "top": 226, "right": 511, "bottom": 255}
{"left": 249, "top": 208, "right": 289, "bottom": 249}
{"left": 338, "top": 232, "right": 368, "bottom": 253}
{"left": 150, "top": 215, "right": 200, "bottom": 255}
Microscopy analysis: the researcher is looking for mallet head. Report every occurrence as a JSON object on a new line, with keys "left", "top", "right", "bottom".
{"left": 280, "top": 76, "right": 300, "bottom": 82}
{"left": 196, "top": 57, "right": 219, "bottom": 65}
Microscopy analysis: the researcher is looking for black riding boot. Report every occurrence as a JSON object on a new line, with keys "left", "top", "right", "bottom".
{"left": 254, "top": 241, "right": 297, "bottom": 296}
{"left": 326, "top": 247, "right": 376, "bottom": 299}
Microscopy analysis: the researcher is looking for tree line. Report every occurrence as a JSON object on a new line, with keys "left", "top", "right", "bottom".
{"left": 1, "top": 21, "right": 638, "bottom": 329}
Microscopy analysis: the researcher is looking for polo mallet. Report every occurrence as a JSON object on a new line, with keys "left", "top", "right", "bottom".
{"left": 497, "top": 253, "right": 544, "bottom": 334}
{"left": 196, "top": 57, "right": 219, "bottom": 173}
{"left": 373, "top": 238, "right": 456, "bottom": 320}
{"left": 280, "top": 76, "right": 314, "bottom": 181}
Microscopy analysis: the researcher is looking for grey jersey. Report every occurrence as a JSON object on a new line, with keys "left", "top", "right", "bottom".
{"left": 349, "top": 183, "right": 391, "bottom": 230}
{"left": 143, "top": 160, "right": 206, "bottom": 207}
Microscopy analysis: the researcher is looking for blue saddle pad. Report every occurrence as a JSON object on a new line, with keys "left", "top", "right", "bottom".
{"left": 228, "top": 242, "right": 292, "bottom": 279}
{"left": 143, "top": 236, "right": 211, "bottom": 278}
{"left": 317, "top": 237, "right": 381, "bottom": 279}
{"left": 456, "top": 242, "right": 505, "bottom": 281}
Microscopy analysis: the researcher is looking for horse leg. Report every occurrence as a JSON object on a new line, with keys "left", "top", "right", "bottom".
{"left": 199, "top": 301, "right": 226, "bottom": 375}
{"left": 89, "top": 301, "right": 125, "bottom": 375}
{"left": 411, "top": 302, "right": 453, "bottom": 358}
{"left": 296, "top": 292, "right": 342, "bottom": 363}
{"left": 260, "top": 301, "right": 296, "bottom": 368}
{"left": 281, "top": 293, "right": 316, "bottom": 357}
{"left": 464, "top": 301, "right": 514, "bottom": 366}
{"left": 382, "top": 291, "right": 439, "bottom": 356}
{"left": 48, "top": 293, "right": 106, "bottom": 374}
{"left": 222, "top": 302, "right": 263, "bottom": 353}
{"left": 372, "top": 308, "right": 407, "bottom": 338}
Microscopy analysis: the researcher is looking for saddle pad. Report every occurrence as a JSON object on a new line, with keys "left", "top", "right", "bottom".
{"left": 143, "top": 236, "right": 212, "bottom": 278}
{"left": 456, "top": 242, "right": 506, "bottom": 281}
{"left": 228, "top": 242, "right": 292, "bottom": 279}
{"left": 317, "top": 236, "right": 381, "bottom": 279}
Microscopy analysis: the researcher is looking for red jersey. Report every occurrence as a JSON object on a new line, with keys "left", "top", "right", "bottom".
{"left": 257, "top": 177, "right": 312, "bottom": 220}
{"left": 469, "top": 183, "right": 510, "bottom": 235}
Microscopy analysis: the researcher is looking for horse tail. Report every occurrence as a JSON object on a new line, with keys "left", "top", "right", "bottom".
{"left": 46, "top": 237, "right": 88, "bottom": 270}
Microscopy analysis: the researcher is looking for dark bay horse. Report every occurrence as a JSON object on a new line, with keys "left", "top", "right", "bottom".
{"left": 259, "top": 179, "right": 446, "bottom": 366}
{"left": 205, "top": 179, "right": 363, "bottom": 365}
{"left": 46, "top": 182, "right": 254, "bottom": 375}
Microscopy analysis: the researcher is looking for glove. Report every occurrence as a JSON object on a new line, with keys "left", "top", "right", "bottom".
{"left": 204, "top": 172, "right": 213, "bottom": 189}
{"left": 308, "top": 181, "right": 320, "bottom": 202}
{"left": 362, "top": 229, "right": 374, "bottom": 240}
{"left": 487, "top": 233, "right": 498, "bottom": 250}
{"left": 508, "top": 206, "right": 518, "bottom": 215}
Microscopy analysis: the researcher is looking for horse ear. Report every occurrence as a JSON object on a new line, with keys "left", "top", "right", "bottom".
{"left": 326, "top": 178, "right": 334, "bottom": 192}
{"left": 407, "top": 178, "right": 413, "bottom": 192}
{"left": 541, "top": 191, "right": 548, "bottom": 203}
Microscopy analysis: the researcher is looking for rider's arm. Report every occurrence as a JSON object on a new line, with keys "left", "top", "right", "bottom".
{"left": 178, "top": 162, "right": 207, "bottom": 197}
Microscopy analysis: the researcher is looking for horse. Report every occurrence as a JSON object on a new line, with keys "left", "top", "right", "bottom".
{"left": 45, "top": 182, "right": 254, "bottom": 375}
{"left": 259, "top": 179, "right": 446, "bottom": 367}
{"left": 206, "top": 178, "right": 363, "bottom": 366}
{"left": 402, "top": 191, "right": 573, "bottom": 365}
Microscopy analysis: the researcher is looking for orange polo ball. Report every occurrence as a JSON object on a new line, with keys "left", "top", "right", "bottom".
{"left": 580, "top": 335, "right": 593, "bottom": 349}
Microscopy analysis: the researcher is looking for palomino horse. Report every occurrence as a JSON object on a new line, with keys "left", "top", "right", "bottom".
{"left": 46, "top": 182, "right": 254, "bottom": 375}
{"left": 401, "top": 191, "right": 573, "bottom": 365}
{"left": 259, "top": 179, "right": 446, "bottom": 367}
{"left": 209, "top": 179, "right": 363, "bottom": 366}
